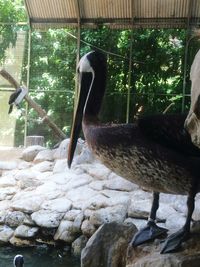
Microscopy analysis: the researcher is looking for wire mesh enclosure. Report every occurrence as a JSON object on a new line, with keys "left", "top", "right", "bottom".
{"left": 0, "top": 23, "right": 199, "bottom": 147}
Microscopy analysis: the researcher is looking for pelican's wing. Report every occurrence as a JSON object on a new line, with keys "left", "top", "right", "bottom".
{"left": 138, "top": 113, "right": 200, "bottom": 157}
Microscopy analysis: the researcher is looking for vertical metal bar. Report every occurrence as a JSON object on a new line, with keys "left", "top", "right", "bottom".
{"left": 182, "top": 0, "right": 193, "bottom": 113}
{"left": 24, "top": 27, "right": 31, "bottom": 147}
{"left": 126, "top": 0, "right": 134, "bottom": 123}
{"left": 74, "top": 0, "right": 81, "bottom": 112}
{"left": 182, "top": 34, "right": 190, "bottom": 113}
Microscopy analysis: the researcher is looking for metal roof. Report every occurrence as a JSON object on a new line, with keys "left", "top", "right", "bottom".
{"left": 25, "top": 0, "right": 200, "bottom": 29}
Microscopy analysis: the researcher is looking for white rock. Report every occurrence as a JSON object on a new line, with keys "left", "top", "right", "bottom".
{"left": 84, "top": 209, "right": 94, "bottom": 218}
{"left": 34, "top": 149, "right": 55, "bottom": 163}
{"left": 31, "top": 161, "right": 54, "bottom": 172}
{"left": 31, "top": 210, "right": 64, "bottom": 228}
{"left": 5, "top": 211, "right": 25, "bottom": 227}
{"left": 0, "top": 161, "right": 17, "bottom": 170}
{"left": 61, "top": 173, "right": 93, "bottom": 192}
{"left": 84, "top": 163, "right": 111, "bottom": 180}
{"left": 11, "top": 194, "right": 44, "bottom": 213}
{"left": 73, "top": 212, "right": 84, "bottom": 231}
{"left": 17, "top": 161, "right": 32, "bottom": 170}
{"left": 14, "top": 225, "right": 39, "bottom": 238}
{"left": 0, "top": 200, "right": 10, "bottom": 211}
{"left": 89, "top": 180, "right": 106, "bottom": 191}
{"left": 124, "top": 217, "right": 147, "bottom": 230}
{"left": 82, "top": 193, "right": 130, "bottom": 211}
{"left": 54, "top": 219, "right": 79, "bottom": 243}
{"left": 89, "top": 205, "right": 127, "bottom": 226}
{"left": 48, "top": 172, "right": 71, "bottom": 185}
{"left": 0, "top": 210, "right": 8, "bottom": 224}
{"left": 17, "top": 176, "right": 42, "bottom": 190}
{"left": 157, "top": 203, "right": 182, "bottom": 221}
{"left": 81, "top": 194, "right": 112, "bottom": 210}
{"left": 101, "top": 189, "right": 130, "bottom": 198}
{"left": 71, "top": 165, "right": 87, "bottom": 175}
{"left": 0, "top": 226, "right": 14, "bottom": 243}
{"left": 64, "top": 210, "right": 82, "bottom": 221}
{"left": 165, "top": 213, "right": 186, "bottom": 231}
{"left": 22, "top": 145, "right": 45, "bottom": 162}
{"left": 81, "top": 219, "right": 96, "bottom": 237}
{"left": 41, "top": 198, "right": 72, "bottom": 213}
{"left": 101, "top": 189, "right": 131, "bottom": 207}
{"left": 129, "top": 189, "right": 151, "bottom": 201}
{"left": 0, "top": 187, "right": 17, "bottom": 200}
{"left": 14, "top": 169, "right": 40, "bottom": 181}
{"left": 53, "top": 159, "right": 68, "bottom": 173}
{"left": 54, "top": 220, "right": 74, "bottom": 242}
{"left": 72, "top": 235, "right": 88, "bottom": 256}
{"left": 9, "top": 236, "right": 35, "bottom": 247}
{"left": 66, "top": 186, "right": 97, "bottom": 204}
{"left": 128, "top": 199, "right": 152, "bottom": 218}
{"left": 160, "top": 194, "right": 187, "bottom": 214}
{"left": 105, "top": 174, "right": 136, "bottom": 191}
{"left": 37, "top": 171, "right": 53, "bottom": 181}
{"left": 190, "top": 198, "right": 200, "bottom": 221}
{"left": 73, "top": 145, "right": 95, "bottom": 165}
{"left": 0, "top": 176, "right": 16, "bottom": 187}
{"left": 23, "top": 215, "right": 35, "bottom": 226}
{"left": 53, "top": 138, "right": 83, "bottom": 160}
{"left": 1, "top": 169, "right": 18, "bottom": 177}
{"left": 35, "top": 181, "right": 63, "bottom": 199}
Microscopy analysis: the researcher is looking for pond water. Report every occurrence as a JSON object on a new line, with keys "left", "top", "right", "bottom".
{"left": 0, "top": 246, "right": 80, "bottom": 267}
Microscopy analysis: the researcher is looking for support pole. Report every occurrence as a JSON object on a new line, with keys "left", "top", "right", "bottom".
{"left": 182, "top": 33, "right": 191, "bottom": 113}
{"left": 126, "top": 0, "right": 134, "bottom": 123}
{"left": 182, "top": 0, "right": 193, "bottom": 113}
{"left": 24, "top": 27, "right": 31, "bottom": 146}
{"left": 74, "top": 0, "right": 81, "bottom": 113}
{"left": 0, "top": 69, "right": 66, "bottom": 140}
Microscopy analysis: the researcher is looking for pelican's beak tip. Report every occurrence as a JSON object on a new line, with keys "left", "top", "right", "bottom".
{"left": 67, "top": 159, "right": 72, "bottom": 169}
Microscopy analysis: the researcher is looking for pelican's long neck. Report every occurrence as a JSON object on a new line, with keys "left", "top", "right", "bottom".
{"left": 84, "top": 65, "right": 107, "bottom": 119}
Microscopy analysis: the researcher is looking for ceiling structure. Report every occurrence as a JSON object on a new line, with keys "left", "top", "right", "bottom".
{"left": 25, "top": 0, "right": 200, "bottom": 29}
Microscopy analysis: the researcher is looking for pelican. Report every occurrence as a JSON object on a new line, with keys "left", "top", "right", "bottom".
{"left": 68, "top": 50, "right": 200, "bottom": 253}
{"left": 13, "top": 255, "right": 24, "bottom": 267}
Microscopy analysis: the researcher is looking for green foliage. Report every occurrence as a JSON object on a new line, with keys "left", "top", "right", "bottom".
{"left": 1, "top": 1, "right": 194, "bottom": 146}
{"left": 0, "top": 0, "right": 27, "bottom": 63}
{"left": 26, "top": 29, "right": 77, "bottom": 145}
{"left": 80, "top": 28, "right": 187, "bottom": 121}
{"left": 26, "top": 27, "right": 190, "bottom": 146}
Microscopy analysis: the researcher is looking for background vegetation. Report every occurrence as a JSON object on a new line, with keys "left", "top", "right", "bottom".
{"left": 1, "top": 0, "right": 200, "bottom": 146}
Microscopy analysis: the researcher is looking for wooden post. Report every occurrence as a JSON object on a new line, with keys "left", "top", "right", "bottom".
{"left": 0, "top": 69, "right": 66, "bottom": 140}
{"left": 26, "top": 135, "right": 44, "bottom": 146}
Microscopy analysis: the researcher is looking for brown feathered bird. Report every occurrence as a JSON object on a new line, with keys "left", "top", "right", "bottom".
{"left": 68, "top": 50, "right": 200, "bottom": 253}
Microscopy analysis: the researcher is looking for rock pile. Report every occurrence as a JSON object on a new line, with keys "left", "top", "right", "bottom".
{"left": 0, "top": 139, "right": 200, "bottom": 264}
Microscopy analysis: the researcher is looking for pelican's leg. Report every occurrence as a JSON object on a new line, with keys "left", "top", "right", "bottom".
{"left": 131, "top": 192, "right": 168, "bottom": 247}
{"left": 161, "top": 186, "right": 197, "bottom": 254}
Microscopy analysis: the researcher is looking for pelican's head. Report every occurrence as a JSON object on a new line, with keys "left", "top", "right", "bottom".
{"left": 13, "top": 255, "right": 24, "bottom": 267}
{"left": 68, "top": 50, "right": 107, "bottom": 168}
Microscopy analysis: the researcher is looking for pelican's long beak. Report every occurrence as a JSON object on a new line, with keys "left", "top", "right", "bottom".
{"left": 67, "top": 72, "right": 92, "bottom": 168}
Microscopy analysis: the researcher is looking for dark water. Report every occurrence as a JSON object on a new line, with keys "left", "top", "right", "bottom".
{"left": 0, "top": 246, "right": 80, "bottom": 267}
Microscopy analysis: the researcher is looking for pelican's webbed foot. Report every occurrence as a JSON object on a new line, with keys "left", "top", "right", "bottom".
{"left": 160, "top": 227, "right": 190, "bottom": 254}
{"left": 131, "top": 221, "right": 168, "bottom": 247}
